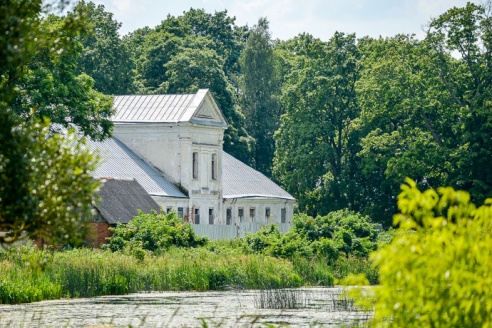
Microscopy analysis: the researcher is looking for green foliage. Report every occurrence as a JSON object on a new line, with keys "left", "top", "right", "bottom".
{"left": 73, "top": 1, "right": 134, "bottom": 95}
{"left": 352, "top": 179, "right": 492, "bottom": 326}
{"left": 240, "top": 17, "right": 280, "bottom": 176}
{"left": 106, "top": 211, "right": 208, "bottom": 254}
{"left": 274, "top": 32, "right": 361, "bottom": 216}
{"left": 11, "top": 13, "right": 114, "bottom": 141}
{"left": 0, "top": 246, "right": 308, "bottom": 303}
{"left": 0, "top": 117, "right": 101, "bottom": 245}
{"left": 243, "top": 210, "right": 378, "bottom": 261}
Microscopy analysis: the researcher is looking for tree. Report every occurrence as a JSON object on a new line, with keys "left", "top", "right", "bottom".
{"left": 240, "top": 18, "right": 280, "bottom": 176}
{"left": 9, "top": 13, "right": 114, "bottom": 141}
{"left": 351, "top": 179, "right": 492, "bottom": 326}
{"left": 426, "top": 2, "right": 492, "bottom": 204}
{"left": 274, "top": 32, "right": 361, "bottom": 216}
{"left": 73, "top": 1, "right": 134, "bottom": 95}
{"left": 356, "top": 35, "right": 455, "bottom": 226}
{"left": 0, "top": 118, "right": 101, "bottom": 245}
{"left": 0, "top": 0, "right": 102, "bottom": 245}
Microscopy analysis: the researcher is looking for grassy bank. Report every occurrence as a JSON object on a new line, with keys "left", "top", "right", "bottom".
{"left": 0, "top": 245, "right": 336, "bottom": 304}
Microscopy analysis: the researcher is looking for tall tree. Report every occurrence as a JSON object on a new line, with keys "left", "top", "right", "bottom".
{"left": 0, "top": 0, "right": 102, "bottom": 245}
{"left": 274, "top": 32, "right": 361, "bottom": 216}
{"left": 240, "top": 17, "right": 280, "bottom": 176}
{"left": 356, "top": 35, "right": 455, "bottom": 225}
{"left": 11, "top": 13, "right": 114, "bottom": 140}
{"left": 426, "top": 2, "right": 492, "bottom": 204}
{"left": 73, "top": 1, "right": 134, "bottom": 95}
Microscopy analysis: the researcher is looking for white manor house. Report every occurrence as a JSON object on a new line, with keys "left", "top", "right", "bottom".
{"left": 85, "top": 89, "right": 295, "bottom": 237}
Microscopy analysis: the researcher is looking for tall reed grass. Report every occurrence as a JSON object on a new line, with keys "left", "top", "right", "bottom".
{"left": 0, "top": 245, "right": 316, "bottom": 304}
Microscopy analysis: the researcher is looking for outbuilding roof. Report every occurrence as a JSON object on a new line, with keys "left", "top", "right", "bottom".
{"left": 222, "top": 151, "right": 295, "bottom": 201}
{"left": 85, "top": 137, "right": 187, "bottom": 198}
{"left": 96, "top": 179, "right": 161, "bottom": 224}
{"left": 112, "top": 89, "right": 227, "bottom": 127}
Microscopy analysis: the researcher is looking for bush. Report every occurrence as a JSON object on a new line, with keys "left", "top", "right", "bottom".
{"left": 352, "top": 179, "right": 492, "bottom": 326}
{"left": 105, "top": 211, "right": 208, "bottom": 254}
{"left": 292, "top": 210, "right": 378, "bottom": 257}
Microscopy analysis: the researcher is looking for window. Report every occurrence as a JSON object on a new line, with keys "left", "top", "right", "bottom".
{"left": 211, "top": 153, "right": 217, "bottom": 180}
{"left": 265, "top": 207, "right": 271, "bottom": 219}
{"left": 177, "top": 207, "right": 184, "bottom": 218}
{"left": 166, "top": 206, "right": 173, "bottom": 213}
{"left": 192, "top": 152, "right": 198, "bottom": 179}
{"left": 226, "top": 208, "right": 232, "bottom": 225}
{"left": 209, "top": 208, "right": 214, "bottom": 225}
{"left": 281, "top": 208, "right": 286, "bottom": 223}
{"left": 194, "top": 208, "right": 200, "bottom": 224}
{"left": 250, "top": 208, "right": 256, "bottom": 220}
{"left": 238, "top": 208, "right": 244, "bottom": 222}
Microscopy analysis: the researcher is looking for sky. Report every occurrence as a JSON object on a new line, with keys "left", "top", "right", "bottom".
{"left": 89, "top": 0, "right": 472, "bottom": 40}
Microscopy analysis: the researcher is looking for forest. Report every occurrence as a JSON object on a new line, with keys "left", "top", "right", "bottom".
{"left": 1, "top": 0, "right": 491, "bottom": 232}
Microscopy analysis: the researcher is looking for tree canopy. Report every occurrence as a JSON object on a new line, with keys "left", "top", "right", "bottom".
{"left": 0, "top": 0, "right": 103, "bottom": 244}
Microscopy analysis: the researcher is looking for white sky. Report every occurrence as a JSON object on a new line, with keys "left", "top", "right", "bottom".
{"left": 89, "top": 0, "right": 473, "bottom": 40}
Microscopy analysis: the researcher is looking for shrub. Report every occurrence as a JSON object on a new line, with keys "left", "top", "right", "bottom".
{"left": 105, "top": 210, "right": 208, "bottom": 254}
{"left": 292, "top": 210, "right": 378, "bottom": 257}
{"left": 352, "top": 179, "right": 492, "bottom": 326}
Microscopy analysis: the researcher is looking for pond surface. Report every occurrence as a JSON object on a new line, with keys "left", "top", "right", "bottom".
{"left": 0, "top": 287, "right": 371, "bottom": 327}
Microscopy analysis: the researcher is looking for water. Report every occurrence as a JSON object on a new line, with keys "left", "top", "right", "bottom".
{"left": 0, "top": 287, "right": 371, "bottom": 327}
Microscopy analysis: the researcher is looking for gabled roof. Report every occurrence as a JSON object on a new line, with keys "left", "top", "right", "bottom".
{"left": 96, "top": 179, "right": 161, "bottom": 224}
{"left": 85, "top": 137, "right": 187, "bottom": 198}
{"left": 222, "top": 151, "right": 295, "bottom": 201}
{"left": 112, "top": 89, "right": 228, "bottom": 127}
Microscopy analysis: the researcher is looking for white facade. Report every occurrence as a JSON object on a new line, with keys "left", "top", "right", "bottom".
{"left": 108, "top": 89, "right": 295, "bottom": 228}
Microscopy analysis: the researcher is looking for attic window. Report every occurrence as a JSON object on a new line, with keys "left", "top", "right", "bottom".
{"left": 211, "top": 153, "right": 217, "bottom": 180}
{"left": 193, "top": 152, "right": 198, "bottom": 179}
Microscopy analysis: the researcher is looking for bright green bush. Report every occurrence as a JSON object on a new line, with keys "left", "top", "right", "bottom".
{"left": 292, "top": 210, "right": 378, "bottom": 257}
{"left": 244, "top": 210, "right": 379, "bottom": 261}
{"left": 353, "top": 179, "right": 492, "bottom": 327}
{"left": 105, "top": 210, "right": 208, "bottom": 254}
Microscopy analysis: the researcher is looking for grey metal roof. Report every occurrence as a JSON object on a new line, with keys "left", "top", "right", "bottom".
{"left": 112, "top": 89, "right": 226, "bottom": 127}
{"left": 222, "top": 151, "right": 295, "bottom": 200}
{"left": 96, "top": 179, "right": 161, "bottom": 224}
{"left": 113, "top": 94, "right": 196, "bottom": 122}
{"left": 85, "top": 137, "right": 187, "bottom": 198}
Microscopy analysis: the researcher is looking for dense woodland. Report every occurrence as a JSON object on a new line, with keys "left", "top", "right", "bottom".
{"left": 2, "top": 0, "right": 492, "bottom": 231}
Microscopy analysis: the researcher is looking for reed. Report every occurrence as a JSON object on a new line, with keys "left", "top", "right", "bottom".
{"left": 0, "top": 246, "right": 309, "bottom": 304}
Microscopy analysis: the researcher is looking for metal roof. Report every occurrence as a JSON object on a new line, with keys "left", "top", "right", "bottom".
{"left": 222, "top": 151, "right": 295, "bottom": 200}
{"left": 112, "top": 89, "right": 227, "bottom": 127}
{"left": 85, "top": 137, "right": 187, "bottom": 198}
{"left": 96, "top": 179, "right": 161, "bottom": 224}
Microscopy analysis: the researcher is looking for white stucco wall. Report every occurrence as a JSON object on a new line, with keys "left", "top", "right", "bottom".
{"left": 222, "top": 198, "right": 295, "bottom": 227}
{"left": 114, "top": 122, "right": 225, "bottom": 223}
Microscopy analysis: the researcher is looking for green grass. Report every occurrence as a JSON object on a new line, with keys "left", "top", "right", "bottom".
{"left": 0, "top": 241, "right": 378, "bottom": 304}
{"left": 0, "top": 245, "right": 315, "bottom": 304}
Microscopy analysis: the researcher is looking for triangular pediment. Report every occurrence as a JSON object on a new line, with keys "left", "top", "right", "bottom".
{"left": 189, "top": 90, "right": 228, "bottom": 128}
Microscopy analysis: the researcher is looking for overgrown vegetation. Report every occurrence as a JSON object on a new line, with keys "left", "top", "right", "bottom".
{"left": 348, "top": 179, "right": 492, "bottom": 327}
{"left": 0, "top": 245, "right": 306, "bottom": 304}
{"left": 104, "top": 210, "right": 207, "bottom": 257}
{"left": 0, "top": 208, "right": 392, "bottom": 304}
